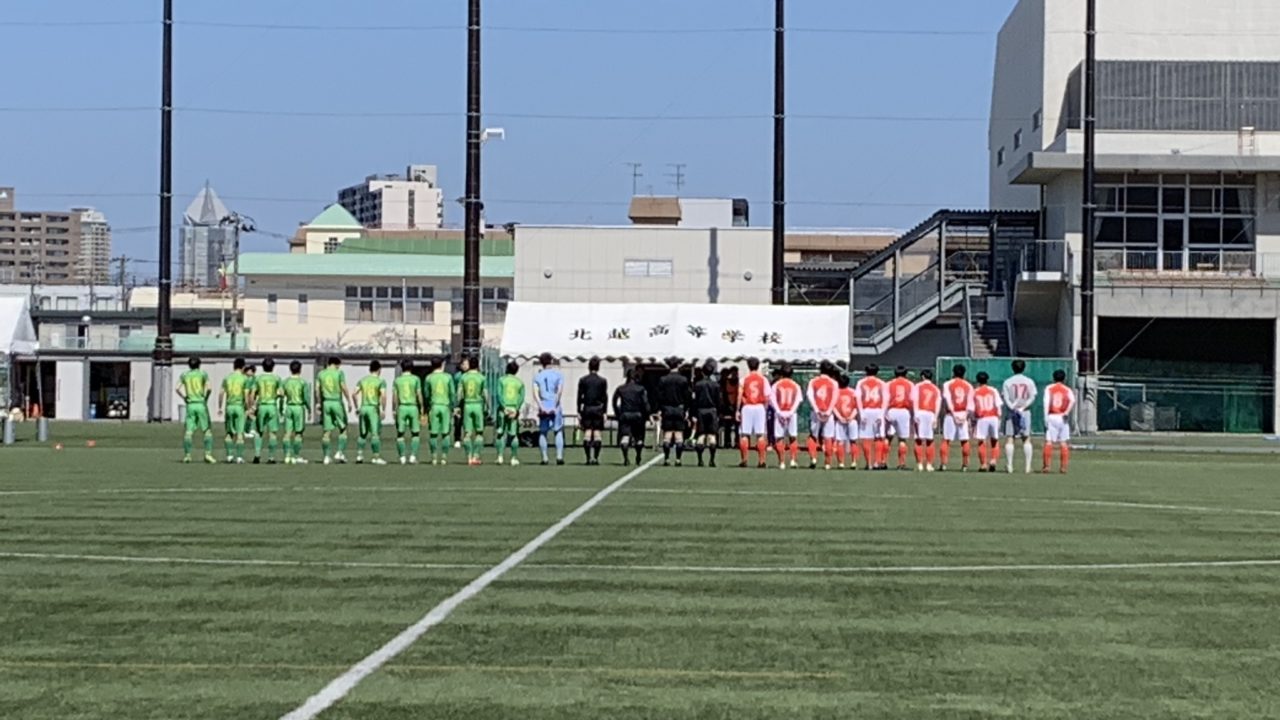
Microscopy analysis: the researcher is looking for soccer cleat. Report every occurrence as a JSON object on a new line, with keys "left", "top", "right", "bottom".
{"left": 372, "top": 458, "right": 388, "bottom": 466}
{"left": 674, "top": 459, "right": 682, "bottom": 467}
{"left": 252, "top": 457, "right": 261, "bottom": 465}
{"left": 697, "top": 459, "right": 705, "bottom": 467}
{"left": 824, "top": 464, "right": 832, "bottom": 471}
{"left": 323, "top": 457, "right": 332, "bottom": 466}
{"left": 790, "top": 460, "right": 799, "bottom": 469}
{"left": 235, "top": 457, "right": 245, "bottom": 465}
{"left": 738, "top": 461, "right": 748, "bottom": 468}
{"left": 541, "top": 460, "right": 549, "bottom": 466}
{"left": 356, "top": 455, "right": 364, "bottom": 464}
{"left": 926, "top": 464, "right": 935, "bottom": 473}
{"left": 335, "top": 454, "right": 347, "bottom": 464}
{"left": 709, "top": 459, "right": 716, "bottom": 468}
{"left": 295, "top": 458, "right": 309, "bottom": 465}
{"left": 454, "top": 441, "right": 462, "bottom": 449}
{"left": 556, "top": 459, "right": 565, "bottom": 466}
{"left": 204, "top": 456, "right": 218, "bottom": 465}
{"left": 511, "top": 458, "right": 520, "bottom": 467}
{"left": 838, "top": 462, "right": 845, "bottom": 469}
{"left": 267, "top": 458, "right": 277, "bottom": 465}
{"left": 182, "top": 455, "right": 192, "bottom": 464}
{"left": 757, "top": 462, "right": 768, "bottom": 469}
{"left": 409, "top": 456, "right": 419, "bottom": 465}
{"left": 497, "top": 456, "right": 505, "bottom": 466}
{"left": 779, "top": 462, "right": 788, "bottom": 471}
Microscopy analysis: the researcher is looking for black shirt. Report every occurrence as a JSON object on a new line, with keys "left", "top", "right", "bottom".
{"left": 613, "top": 382, "right": 649, "bottom": 416}
{"left": 656, "top": 371, "right": 693, "bottom": 410}
{"left": 692, "top": 378, "right": 720, "bottom": 411}
{"left": 577, "top": 373, "right": 609, "bottom": 412}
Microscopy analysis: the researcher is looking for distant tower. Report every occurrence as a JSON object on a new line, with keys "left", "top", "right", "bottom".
{"left": 178, "top": 181, "right": 233, "bottom": 288}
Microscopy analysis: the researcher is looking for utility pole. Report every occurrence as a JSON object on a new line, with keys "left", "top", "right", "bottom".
{"left": 151, "top": 0, "right": 175, "bottom": 422}
{"left": 665, "top": 163, "right": 687, "bottom": 194}
{"left": 219, "top": 212, "right": 255, "bottom": 351}
{"left": 625, "top": 162, "right": 643, "bottom": 196}
{"left": 462, "top": 0, "right": 483, "bottom": 359}
{"left": 1079, "top": 0, "right": 1098, "bottom": 432}
{"left": 771, "top": 0, "right": 787, "bottom": 306}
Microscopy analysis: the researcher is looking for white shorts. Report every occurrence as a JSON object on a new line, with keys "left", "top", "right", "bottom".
{"left": 914, "top": 412, "right": 937, "bottom": 440}
{"left": 886, "top": 408, "right": 912, "bottom": 440}
{"left": 774, "top": 413, "right": 799, "bottom": 438}
{"left": 740, "top": 405, "right": 767, "bottom": 436}
{"left": 859, "top": 410, "right": 885, "bottom": 439}
{"left": 1046, "top": 415, "right": 1071, "bottom": 443}
{"left": 836, "top": 420, "right": 859, "bottom": 443}
{"left": 974, "top": 417, "right": 1001, "bottom": 441}
{"left": 943, "top": 413, "right": 971, "bottom": 442}
{"left": 810, "top": 413, "right": 836, "bottom": 440}
{"left": 1004, "top": 408, "right": 1033, "bottom": 437}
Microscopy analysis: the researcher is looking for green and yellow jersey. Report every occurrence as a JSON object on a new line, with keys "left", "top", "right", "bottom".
{"left": 459, "top": 369, "right": 487, "bottom": 406}
{"left": 357, "top": 375, "right": 386, "bottom": 408}
{"left": 316, "top": 368, "right": 347, "bottom": 403}
{"left": 222, "top": 371, "right": 249, "bottom": 407}
{"left": 282, "top": 376, "right": 311, "bottom": 407}
{"left": 394, "top": 373, "right": 423, "bottom": 408}
{"left": 426, "top": 372, "right": 454, "bottom": 408}
{"left": 179, "top": 370, "right": 211, "bottom": 405}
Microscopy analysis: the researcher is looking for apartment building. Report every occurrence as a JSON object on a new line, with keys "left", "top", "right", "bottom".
{"left": 0, "top": 187, "right": 82, "bottom": 285}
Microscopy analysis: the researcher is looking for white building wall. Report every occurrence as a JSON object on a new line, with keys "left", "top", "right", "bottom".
{"left": 989, "top": 0, "right": 1046, "bottom": 209}
{"left": 55, "top": 360, "right": 86, "bottom": 420}
{"left": 514, "top": 226, "right": 772, "bottom": 305}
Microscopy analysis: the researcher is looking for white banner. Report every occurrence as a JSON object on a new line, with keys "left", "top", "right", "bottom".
{"left": 500, "top": 302, "right": 848, "bottom": 362}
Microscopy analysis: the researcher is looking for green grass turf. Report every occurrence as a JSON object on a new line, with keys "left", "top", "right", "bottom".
{"left": 2, "top": 422, "right": 1279, "bottom": 719}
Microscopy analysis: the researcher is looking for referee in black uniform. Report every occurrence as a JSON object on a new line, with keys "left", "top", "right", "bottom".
{"left": 576, "top": 356, "right": 609, "bottom": 465}
{"left": 656, "top": 357, "right": 693, "bottom": 467}
{"left": 612, "top": 367, "right": 649, "bottom": 467}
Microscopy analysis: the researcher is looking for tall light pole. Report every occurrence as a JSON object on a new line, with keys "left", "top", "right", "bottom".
{"left": 462, "top": 0, "right": 483, "bottom": 359}
{"left": 771, "top": 0, "right": 787, "bottom": 305}
{"left": 1079, "top": 0, "right": 1098, "bottom": 431}
{"left": 219, "top": 212, "right": 255, "bottom": 351}
{"left": 151, "top": 0, "right": 175, "bottom": 422}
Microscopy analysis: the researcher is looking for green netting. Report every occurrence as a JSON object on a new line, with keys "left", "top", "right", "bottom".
{"left": 935, "top": 357, "right": 1075, "bottom": 434}
{"left": 1098, "top": 358, "right": 1273, "bottom": 433}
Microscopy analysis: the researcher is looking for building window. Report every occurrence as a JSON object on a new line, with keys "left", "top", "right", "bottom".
{"left": 1094, "top": 173, "right": 1256, "bottom": 272}
{"left": 623, "top": 259, "right": 674, "bottom": 278}
{"left": 297, "top": 293, "right": 308, "bottom": 323}
{"left": 482, "top": 286, "right": 511, "bottom": 324}
{"left": 345, "top": 284, "right": 439, "bottom": 324}
{"left": 1013, "top": 129, "right": 1023, "bottom": 150}
{"left": 267, "top": 293, "right": 278, "bottom": 323}
{"left": 996, "top": 147, "right": 1006, "bottom": 166}
{"left": 324, "top": 237, "right": 340, "bottom": 254}
{"left": 1032, "top": 109, "right": 1043, "bottom": 130}
{"left": 407, "top": 286, "right": 435, "bottom": 324}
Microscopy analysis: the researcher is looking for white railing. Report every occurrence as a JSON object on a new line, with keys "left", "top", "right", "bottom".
{"left": 1095, "top": 249, "right": 1280, "bottom": 280}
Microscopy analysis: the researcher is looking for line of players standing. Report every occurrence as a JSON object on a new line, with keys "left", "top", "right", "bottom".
{"left": 571, "top": 356, "right": 1076, "bottom": 474}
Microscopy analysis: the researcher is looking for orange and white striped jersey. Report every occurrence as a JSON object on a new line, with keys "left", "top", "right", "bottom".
{"left": 835, "top": 387, "right": 859, "bottom": 423}
{"left": 855, "top": 376, "right": 888, "bottom": 413}
{"left": 972, "top": 385, "right": 1003, "bottom": 419}
{"left": 807, "top": 374, "right": 839, "bottom": 415}
{"left": 886, "top": 377, "right": 915, "bottom": 410}
{"left": 1044, "top": 382, "right": 1076, "bottom": 417}
{"left": 942, "top": 378, "right": 974, "bottom": 415}
{"left": 740, "top": 372, "right": 771, "bottom": 407}
{"left": 912, "top": 381, "right": 942, "bottom": 415}
{"left": 771, "top": 378, "right": 803, "bottom": 414}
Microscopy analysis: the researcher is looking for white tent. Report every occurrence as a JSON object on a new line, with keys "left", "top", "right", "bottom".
{"left": 0, "top": 297, "right": 38, "bottom": 356}
{"left": 500, "top": 302, "right": 849, "bottom": 363}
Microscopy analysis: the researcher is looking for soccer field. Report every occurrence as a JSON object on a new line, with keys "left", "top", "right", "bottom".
{"left": 2, "top": 424, "right": 1279, "bottom": 719}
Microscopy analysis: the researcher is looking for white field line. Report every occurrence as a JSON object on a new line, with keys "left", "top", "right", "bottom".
{"left": 5, "top": 549, "right": 1280, "bottom": 576}
{"left": 278, "top": 455, "right": 664, "bottom": 720}
{"left": 0, "top": 485, "right": 600, "bottom": 498}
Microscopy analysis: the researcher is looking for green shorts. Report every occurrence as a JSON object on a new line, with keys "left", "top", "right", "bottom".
{"left": 257, "top": 406, "right": 280, "bottom": 435}
{"left": 397, "top": 405, "right": 421, "bottom": 435}
{"left": 225, "top": 405, "right": 247, "bottom": 436}
{"left": 358, "top": 406, "right": 381, "bottom": 438}
{"left": 428, "top": 405, "right": 452, "bottom": 436}
{"left": 497, "top": 407, "right": 520, "bottom": 437}
{"left": 322, "top": 400, "right": 347, "bottom": 432}
{"left": 184, "top": 404, "right": 211, "bottom": 434}
{"left": 462, "top": 403, "right": 485, "bottom": 434}
{"left": 284, "top": 406, "right": 307, "bottom": 435}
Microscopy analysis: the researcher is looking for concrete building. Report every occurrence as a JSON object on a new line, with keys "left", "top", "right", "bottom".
{"left": 73, "top": 207, "right": 111, "bottom": 284}
{"left": 0, "top": 187, "right": 83, "bottom": 285}
{"left": 338, "top": 164, "right": 444, "bottom": 230}
{"left": 985, "top": 0, "right": 1280, "bottom": 432}
{"left": 627, "top": 196, "right": 749, "bottom": 228}
{"left": 179, "top": 183, "right": 233, "bottom": 289}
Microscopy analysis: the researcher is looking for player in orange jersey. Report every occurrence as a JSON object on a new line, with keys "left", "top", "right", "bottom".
{"left": 806, "top": 362, "right": 840, "bottom": 470}
{"left": 855, "top": 365, "right": 889, "bottom": 470}
{"left": 1042, "top": 369, "right": 1076, "bottom": 474}
{"left": 885, "top": 366, "right": 916, "bottom": 471}
{"left": 912, "top": 368, "right": 942, "bottom": 472}
{"left": 833, "top": 374, "right": 859, "bottom": 469}
{"left": 940, "top": 364, "right": 974, "bottom": 471}
{"left": 971, "top": 372, "right": 1004, "bottom": 472}
{"left": 736, "top": 357, "right": 772, "bottom": 468}
{"left": 770, "top": 364, "right": 803, "bottom": 470}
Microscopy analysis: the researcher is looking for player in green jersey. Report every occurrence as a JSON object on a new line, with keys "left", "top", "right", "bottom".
{"left": 243, "top": 365, "right": 259, "bottom": 448}
{"left": 495, "top": 361, "right": 526, "bottom": 466}
{"left": 219, "top": 358, "right": 250, "bottom": 464}
{"left": 355, "top": 361, "right": 388, "bottom": 465}
{"left": 393, "top": 359, "right": 425, "bottom": 464}
{"left": 281, "top": 361, "right": 311, "bottom": 465}
{"left": 458, "top": 356, "right": 489, "bottom": 465}
{"left": 425, "top": 359, "right": 456, "bottom": 465}
{"left": 251, "top": 359, "right": 283, "bottom": 464}
{"left": 315, "top": 356, "right": 352, "bottom": 465}
{"left": 177, "top": 356, "right": 216, "bottom": 463}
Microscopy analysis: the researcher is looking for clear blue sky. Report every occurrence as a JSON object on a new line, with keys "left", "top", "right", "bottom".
{"left": 0, "top": 0, "right": 1019, "bottom": 274}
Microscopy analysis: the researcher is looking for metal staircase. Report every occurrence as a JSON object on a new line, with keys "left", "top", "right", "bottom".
{"left": 849, "top": 210, "right": 1038, "bottom": 355}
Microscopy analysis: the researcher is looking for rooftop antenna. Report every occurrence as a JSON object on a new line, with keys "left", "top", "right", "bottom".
{"left": 665, "top": 163, "right": 687, "bottom": 194}
{"left": 625, "top": 162, "right": 643, "bottom": 196}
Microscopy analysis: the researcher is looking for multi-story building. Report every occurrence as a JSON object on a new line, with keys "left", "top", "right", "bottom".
{"left": 985, "top": 0, "right": 1280, "bottom": 432}
{"left": 0, "top": 187, "right": 83, "bottom": 285}
{"left": 337, "top": 164, "right": 444, "bottom": 230}
{"left": 178, "top": 182, "right": 233, "bottom": 289}
{"left": 73, "top": 207, "right": 111, "bottom": 284}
